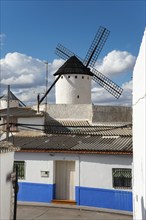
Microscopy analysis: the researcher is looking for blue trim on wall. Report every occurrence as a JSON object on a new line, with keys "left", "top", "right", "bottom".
{"left": 75, "top": 186, "right": 133, "bottom": 211}
{"left": 18, "top": 182, "right": 55, "bottom": 203}
{"left": 18, "top": 182, "right": 132, "bottom": 211}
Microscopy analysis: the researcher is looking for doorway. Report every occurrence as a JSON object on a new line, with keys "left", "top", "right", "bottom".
{"left": 55, "top": 161, "right": 75, "bottom": 200}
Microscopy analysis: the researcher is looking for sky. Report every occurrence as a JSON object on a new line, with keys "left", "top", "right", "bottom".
{"left": 0, "top": 0, "right": 146, "bottom": 107}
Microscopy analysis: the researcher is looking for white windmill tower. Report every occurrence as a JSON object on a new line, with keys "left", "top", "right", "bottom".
{"left": 54, "top": 56, "right": 92, "bottom": 104}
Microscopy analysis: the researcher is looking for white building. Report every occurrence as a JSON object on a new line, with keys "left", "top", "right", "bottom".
{"left": 14, "top": 146, "right": 132, "bottom": 211}
{"left": 0, "top": 90, "right": 25, "bottom": 110}
{"left": 0, "top": 141, "right": 19, "bottom": 220}
{"left": 133, "top": 29, "right": 146, "bottom": 219}
{"left": 0, "top": 90, "right": 26, "bottom": 127}
{"left": 0, "top": 107, "right": 45, "bottom": 133}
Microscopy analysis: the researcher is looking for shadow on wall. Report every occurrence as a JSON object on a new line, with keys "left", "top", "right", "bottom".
{"left": 141, "top": 196, "right": 146, "bottom": 220}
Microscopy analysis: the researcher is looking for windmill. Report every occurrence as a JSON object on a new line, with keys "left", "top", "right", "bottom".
{"left": 38, "top": 26, "right": 123, "bottom": 109}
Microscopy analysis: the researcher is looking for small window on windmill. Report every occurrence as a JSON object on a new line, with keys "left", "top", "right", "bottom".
{"left": 75, "top": 75, "right": 77, "bottom": 78}
{"left": 77, "top": 95, "right": 79, "bottom": 99}
{"left": 68, "top": 75, "right": 70, "bottom": 78}
{"left": 41, "top": 171, "right": 49, "bottom": 178}
{"left": 82, "top": 76, "right": 84, "bottom": 79}
{"left": 61, "top": 76, "right": 63, "bottom": 79}
{"left": 87, "top": 76, "right": 89, "bottom": 80}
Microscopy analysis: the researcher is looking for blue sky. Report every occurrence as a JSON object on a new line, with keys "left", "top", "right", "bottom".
{"left": 0, "top": 0, "right": 146, "bottom": 106}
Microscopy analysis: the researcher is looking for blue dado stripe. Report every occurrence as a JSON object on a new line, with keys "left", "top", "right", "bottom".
{"left": 18, "top": 182, "right": 132, "bottom": 211}
{"left": 18, "top": 182, "right": 55, "bottom": 203}
{"left": 75, "top": 186, "right": 133, "bottom": 211}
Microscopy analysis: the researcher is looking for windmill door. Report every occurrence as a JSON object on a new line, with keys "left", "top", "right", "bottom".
{"left": 55, "top": 161, "right": 75, "bottom": 200}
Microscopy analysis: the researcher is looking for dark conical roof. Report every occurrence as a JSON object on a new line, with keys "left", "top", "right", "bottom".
{"left": 1, "top": 91, "right": 18, "bottom": 101}
{"left": 54, "top": 56, "right": 93, "bottom": 76}
{"left": 0, "top": 90, "right": 26, "bottom": 106}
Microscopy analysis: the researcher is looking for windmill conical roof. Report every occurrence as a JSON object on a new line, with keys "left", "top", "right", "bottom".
{"left": 1, "top": 91, "right": 19, "bottom": 101}
{"left": 54, "top": 56, "right": 93, "bottom": 76}
{"left": 0, "top": 90, "right": 26, "bottom": 106}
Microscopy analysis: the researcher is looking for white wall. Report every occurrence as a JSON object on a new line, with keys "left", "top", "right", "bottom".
{"left": 79, "top": 154, "right": 132, "bottom": 189}
{"left": 0, "top": 132, "right": 7, "bottom": 141}
{"left": 133, "top": 29, "right": 146, "bottom": 220}
{"left": 37, "top": 104, "right": 93, "bottom": 122}
{"left": 0, "top": 100, "right": 19, "bottom": 109}
{"left": 18, "top": 117, "right": 44, "bottom": 131}
{"left": 0, "top": 151, "right": 14, "bottom": 220}
{"left": 55, "top": 74, "right": 91, "bottom": 104}
{"left": 14, "top": 152, "right": 78, "bottom": 184}
{"left": 15, "top": 152, "right": 132, "bottom": 190}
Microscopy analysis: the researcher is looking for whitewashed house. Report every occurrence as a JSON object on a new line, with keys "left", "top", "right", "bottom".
{"left": 133, "top": 29, "right": 146, "bottom": 219}
{"left": 12, "top": 121, "right": 132, "bottom": 211}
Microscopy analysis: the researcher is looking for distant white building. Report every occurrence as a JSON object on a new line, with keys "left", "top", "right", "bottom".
{"left": 133, "top": 29, "right": 146, "bottom": 219}
{"left": 0, "top": 90, "right": 26, "bottom": 127}
{"left": 0, "top": 90, "right": 25, "bottom": 110}
{"left": 0, "top": 107, "right": 45, "bottom": 133}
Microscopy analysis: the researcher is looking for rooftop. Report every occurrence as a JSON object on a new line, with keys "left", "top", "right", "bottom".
{"left": 0, "top": 141, "right": 19, "bottom": 153}
{"left": 0, "top": 107, "right": 44, "bottom": 117}
{"left": 0, "top": 90, "right": 26, "bottom": 106}
{"left": 8, "top": 121, "right": 132, "bottom": 155}
{"left": 54, "top": 56, "right": 93, "bottom": 76}
{"left": 45, "top": 120, "right": 132, "bottom": 136}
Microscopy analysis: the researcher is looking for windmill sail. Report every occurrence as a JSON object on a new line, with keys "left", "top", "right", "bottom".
{"left": 55, "top": 43, "right": 74, "bottom": 60}
{"left": 55, "top": 43, "right": 82, "bottom": 62}
{"left": 83, "top": 26, "right": 110, "bottom": 68}
{"left": 92, "top": 68, "right": 123, "bottom": 99}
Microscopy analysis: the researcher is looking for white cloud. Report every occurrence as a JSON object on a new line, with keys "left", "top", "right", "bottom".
{"left": 0, "top": 52, "right": 64, "bottom": 105}
{"left": 1, "top": 52, "right": 45, "bottom": 86}
{"left": 0, "top": 50, "right": 134, "bottom": 106}
{"left": 90, "top": 50, "right": 135, "bottom": 106}
{"left": 1, "top": 52, "right": 64, "bottom": 86}
{"left": 94, "top": 50, "right": 136, "bottom": 76}
{"left": 91, "top": 80, "right": 132, "bottom": 106}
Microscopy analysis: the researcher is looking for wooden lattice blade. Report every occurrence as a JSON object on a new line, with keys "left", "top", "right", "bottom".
{"left": 83, "top": 26, "right": 110, "bottom": 68}
{"left": 91, "top": 68, "right": 123, "bottom": 99}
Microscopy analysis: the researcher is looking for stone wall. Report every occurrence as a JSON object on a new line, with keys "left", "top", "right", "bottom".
{"left": 33, "top": 104, "right": 132, "bottom": 123}
{"left": 92, "top": 105, "right": 132, "bottom": 123}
